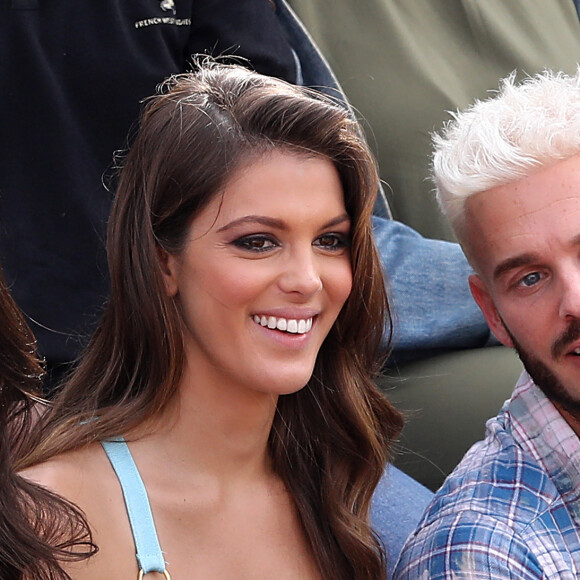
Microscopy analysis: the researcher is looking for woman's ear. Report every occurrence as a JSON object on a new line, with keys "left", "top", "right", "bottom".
{"left": 468, "top": 273, "right": 514, "bottom": 348}
{"left": 157, "top": 246, "right": 180, "bottom": 297}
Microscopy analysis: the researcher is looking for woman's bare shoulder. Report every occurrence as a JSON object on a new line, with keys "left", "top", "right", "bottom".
{"left": 21, "top": 443, "right": 140, "bottom": 578}
{"left": 21, "top": 443, "right": 110, "bottom": 501}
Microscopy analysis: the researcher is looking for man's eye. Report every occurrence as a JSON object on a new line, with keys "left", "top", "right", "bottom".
{"left": 314, "top": 233, "right": 350, "bottom": 250}
{"left": 520, "top": 272, "right": 542, "bottom": 287}
{"left": 232, "top": 235, "right": 278, "bottom": 252}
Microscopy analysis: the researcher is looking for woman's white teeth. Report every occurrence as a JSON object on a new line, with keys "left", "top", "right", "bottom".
{"left": 253, "top": 315, "right": 313, "bottom": 334}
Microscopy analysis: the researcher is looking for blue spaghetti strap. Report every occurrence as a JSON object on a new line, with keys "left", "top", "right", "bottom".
{"left": 101, "top": 438, "right": 171, "bottom": 579}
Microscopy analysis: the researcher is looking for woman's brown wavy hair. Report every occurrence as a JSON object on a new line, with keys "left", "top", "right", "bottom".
{"left": 0, "top": 266, "right": 94, "bottom": 579}
{"left": 25, "top": 61, "right": 403, "bottom": 579}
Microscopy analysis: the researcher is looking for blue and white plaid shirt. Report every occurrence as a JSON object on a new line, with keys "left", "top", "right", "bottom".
{"left": 394, "top": 370, "right": 580, "bottom": 579}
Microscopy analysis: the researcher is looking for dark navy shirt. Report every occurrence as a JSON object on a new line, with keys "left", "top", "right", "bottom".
{"left": 0, "top": 0, "right": 296, "bottom": 363}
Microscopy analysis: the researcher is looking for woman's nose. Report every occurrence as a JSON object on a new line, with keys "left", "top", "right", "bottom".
{"left": 277, "top": 249, "right": 323, "bottom": 297}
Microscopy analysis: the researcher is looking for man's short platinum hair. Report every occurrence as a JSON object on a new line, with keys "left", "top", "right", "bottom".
{"left": 433, "top": 69, "right": 580, "bottom": 245}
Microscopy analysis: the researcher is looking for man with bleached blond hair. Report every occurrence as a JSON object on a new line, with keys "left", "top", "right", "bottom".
{"left": 395, "top": 69, "right": 580, "bottom": 579}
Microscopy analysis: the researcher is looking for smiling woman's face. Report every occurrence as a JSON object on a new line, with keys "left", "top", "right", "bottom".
{"left": 161, "top": 150, "right": 353, "bottom": 397}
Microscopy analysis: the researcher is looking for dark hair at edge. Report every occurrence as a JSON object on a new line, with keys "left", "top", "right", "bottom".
{"left": 26, "top": 61, "right": 403, "bottom": 580}
{"left": 0, "top": 266, "right": 95, "bottom": 579}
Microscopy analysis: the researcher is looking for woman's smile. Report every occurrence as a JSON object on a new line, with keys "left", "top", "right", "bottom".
{"left": 252, "top": 314, "right": 315, "bottom": 334}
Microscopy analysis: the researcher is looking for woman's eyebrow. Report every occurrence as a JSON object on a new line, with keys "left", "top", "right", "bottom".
{"left": 324, "top": 214, "right": 351, "bottom": 228}
{"left": 217, "top": 215, "right": 285, "bottom": 233}
{"left": 217, "top": 213, "right": 351, "bottom": 233}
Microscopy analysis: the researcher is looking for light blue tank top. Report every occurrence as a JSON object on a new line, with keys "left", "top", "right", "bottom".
{"left": 101, "top": 438, "right": 170, "bottom": 578}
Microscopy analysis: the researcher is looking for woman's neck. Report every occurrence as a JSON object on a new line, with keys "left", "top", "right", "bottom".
{"left": 126, "top": 358, "right": 279, "bottom": 482}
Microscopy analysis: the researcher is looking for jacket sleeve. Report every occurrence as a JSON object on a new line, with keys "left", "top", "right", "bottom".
{"left": 373, "top": 217, "right": 493, "bottom": 354}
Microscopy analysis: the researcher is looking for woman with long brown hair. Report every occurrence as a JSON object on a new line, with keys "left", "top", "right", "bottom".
{"left": 0, "top": 264, "right": 93, "bottom": 579}
{"left": 22, "top": 61, "right": 404, "bottom": 579}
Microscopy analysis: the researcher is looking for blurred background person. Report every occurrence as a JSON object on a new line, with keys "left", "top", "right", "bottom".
{"left": 289, "top": 0, "right": 580, "bottom": 240}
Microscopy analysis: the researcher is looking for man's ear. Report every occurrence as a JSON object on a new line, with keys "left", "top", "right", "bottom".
{"left": 157, "top": 246, "right": 180, "bottom": 298}
{"left": 468, "top": 273, "right": 514, "bottom": 348}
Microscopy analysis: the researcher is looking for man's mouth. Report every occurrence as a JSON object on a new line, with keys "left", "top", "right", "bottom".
{"left": 252, "top": 315, "right": 313, "bottom": 334}
{"left": 552, "top": 319, "right": 580, "bottom": 358}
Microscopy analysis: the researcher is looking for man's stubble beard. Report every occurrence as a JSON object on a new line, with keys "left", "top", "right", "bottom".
{"left": 504, "top": 318, "right": 580, "bottom": 421}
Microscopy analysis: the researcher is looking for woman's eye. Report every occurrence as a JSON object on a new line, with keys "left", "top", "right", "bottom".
{"left": 519, "top": 272, "right": 542, "bottom": 287}
{"left": 232, "top": 235, "right": 278, "bottom": 252}
{"left": 314, "top": 233, "right": 350, "bottom": 250}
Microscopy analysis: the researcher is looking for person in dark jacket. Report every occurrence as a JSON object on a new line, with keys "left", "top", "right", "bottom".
{"left": 0, "top": 0, "right": 490, "bottom": 392}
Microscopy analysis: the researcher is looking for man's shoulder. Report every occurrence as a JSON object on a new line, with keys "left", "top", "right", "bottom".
{"left": 393, "top": 414, "right": 573, "bottom": 579}
{"left": 394, "top": 507, "right": 545, "bottom": 580}
{"left": 423, "top": 414, "right": 559, "bottom": 529}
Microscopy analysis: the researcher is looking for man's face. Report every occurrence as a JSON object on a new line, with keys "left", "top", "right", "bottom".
{"left": 466, "top": 154, "right": 580, "bottom": 423}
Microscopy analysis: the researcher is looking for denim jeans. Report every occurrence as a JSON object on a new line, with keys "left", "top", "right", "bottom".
{"left": 371, "top": 465, "right": 433, "bottom": 578}
{"left": 373, "top": 216, "right": 493, "bottom": 360}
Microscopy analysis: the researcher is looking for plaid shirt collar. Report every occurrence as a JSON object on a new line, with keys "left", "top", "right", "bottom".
{"left": 507, "top": 370, "right": 580, "bottom": 525}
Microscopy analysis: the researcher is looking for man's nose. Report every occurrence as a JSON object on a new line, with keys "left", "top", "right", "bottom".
{"left": 558, "top": 268, "right": 580, "bottom": 320}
